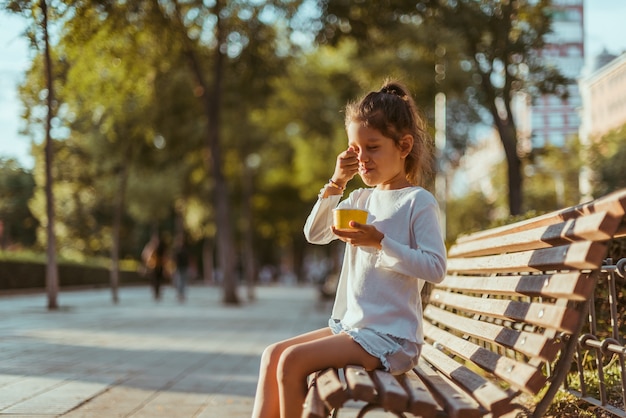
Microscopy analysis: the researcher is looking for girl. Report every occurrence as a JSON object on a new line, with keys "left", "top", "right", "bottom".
{"left": 251, "top": 80, "right": 447, "bottom": 418}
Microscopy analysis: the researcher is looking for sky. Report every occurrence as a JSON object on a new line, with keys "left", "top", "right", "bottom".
{"left": 1, "top": 1, "right": 626, "bottom": 170}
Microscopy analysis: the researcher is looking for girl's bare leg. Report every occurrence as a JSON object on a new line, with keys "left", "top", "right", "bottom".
{"left": 278, "top": 332, "right": 382, "bottom": 418}
{"left": 251, "top": 328, "right": 333, "bottom": 418}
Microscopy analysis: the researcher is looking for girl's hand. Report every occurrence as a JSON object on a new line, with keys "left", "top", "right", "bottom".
{"left": 331, "top": 222, "right": 384, "bottom": 249}
{"left": 331, "top": 147, "right": 359, "bottom": 188}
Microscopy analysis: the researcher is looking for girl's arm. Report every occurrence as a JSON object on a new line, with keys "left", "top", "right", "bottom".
{"left": 305, "top": 147, "right": 360, "bottom": 244}
{"left": 375, "top": 200, "right": 447, "bottom": 284}
{"left": 303, "top": 192, "right": 342, "bottom": 244}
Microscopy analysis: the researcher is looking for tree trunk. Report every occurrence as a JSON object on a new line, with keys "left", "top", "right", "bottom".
{"left": 209, "top": 0, "right": 238, "bottom": 304}
{"left": 202, "top": 238, "right": 214, "bottom": 284}
{"left": 110, "top": 163, "right": 128, "bottom": 304}
{"left": 165, "top": 0, "right": 239, "bottom": 304}
{"left": 242, "top": 160, "right": 256, "bottom": 301}
{"left": 41, "top": 0, "right": 59, "bottom": 310}
{"left": 481, "top": 75, "right": 524, "bottom": 216}
{"left": 497, "top": 124, "right": 523, "bottom": 216}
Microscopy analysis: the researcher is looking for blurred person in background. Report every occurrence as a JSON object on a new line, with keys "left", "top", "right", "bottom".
{"left": 173, "top": 234, "right": 191, "bottom": 303}
{"left": 141, "top": 232, "right": 169, "bottom": 301}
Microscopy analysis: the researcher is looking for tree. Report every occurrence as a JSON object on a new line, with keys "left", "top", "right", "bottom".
{"left": 154, "top": 0, "right": 308, "bottom": 303}
{"left": 12, "top": 0, "right": 316, "bottom": 293}
{"left": 5, "top": 0, "right": 63, "bottom": 309}
{"left": 40, "top": 0, "right": 58, "bottom": 309}
{"left": 58, "top": 0, "right": 193, "bottom": 303}
{"left": 318, "top": 0, "right": 569, "bottom": 215}
{"left": 153, "top": 0, "right": 245, "bottom": 304}
{"left": 15, "top": 0, "right": 200, "bottom": 303}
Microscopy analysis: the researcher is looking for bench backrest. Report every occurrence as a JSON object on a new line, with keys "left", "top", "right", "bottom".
{"left": 422, "top": 189, "right": 626, "bottom": 416}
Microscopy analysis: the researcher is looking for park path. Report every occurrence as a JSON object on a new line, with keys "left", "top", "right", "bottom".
{"left": 0, "top": 284, "right": 397, "bottom": 417}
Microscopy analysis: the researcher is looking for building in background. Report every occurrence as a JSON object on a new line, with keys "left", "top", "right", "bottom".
{"left": 528, "top": 0, "right": 585, "bottom": 150}
{"left": 578, "top": 51, "right": 626, "bottom": 200}
{"left": 579, "top": 52, "right": 626, "bottom": 139}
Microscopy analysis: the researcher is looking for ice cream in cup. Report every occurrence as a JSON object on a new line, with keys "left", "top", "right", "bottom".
{"left": 333, "top": 208, "right": 369, "bottom": 231}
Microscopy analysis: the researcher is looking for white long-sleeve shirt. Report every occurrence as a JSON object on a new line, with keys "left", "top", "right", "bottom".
{"left": 304, "top": 186, "right": 447, "bottom": 344}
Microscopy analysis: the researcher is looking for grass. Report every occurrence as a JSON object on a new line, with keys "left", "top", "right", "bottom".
{"left": 545, "top": 356, "right": 625, "bottom": 417}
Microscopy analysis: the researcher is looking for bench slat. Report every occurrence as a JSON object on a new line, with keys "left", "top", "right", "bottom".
{"left": 302, "top": 379, "right": 328, "bottom": 418}
{"left": 344, "top": 365, "right": 377, "bottom": 404}
{"left": 429, "top": 289, "right": 580, "bottom": 333}
{"left": 419, "top": 344, "right": 513, "bottom": 416}
{"left": 316, "top": 368, "right": 349, "bottom": 410}
{"left": 454, "top": 189, "right": 626, "bottom": 243}
{"left": 449, "top": 211, "right": 619, "bottom": 257}
{"left": 437, "top": 272, "right": 595, "bottom": 301}
{"left": 413, "top": 360, "right": 483, "bottom": 418}
{"left": 446, "top": 241, "right": 608, "bottom": 274}
{"left": 398, "top": 372, "right": 438, "bottom": 417}
{"left": 371, "top": 369, "right": 409, "bottom": 413}
{"left": 424, "top": 305, "right": 560, "bottom": 362}
{"left": 424, "top": 322, "right": 546, "bottom": 394}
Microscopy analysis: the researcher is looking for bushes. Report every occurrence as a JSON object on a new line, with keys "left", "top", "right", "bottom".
{"left": 0, "top": 260, "right": 144, "bottom": 291}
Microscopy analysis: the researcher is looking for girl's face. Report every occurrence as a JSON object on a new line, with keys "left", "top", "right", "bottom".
{"left": 347, "top": 121, "right": 412, "bottom": 190}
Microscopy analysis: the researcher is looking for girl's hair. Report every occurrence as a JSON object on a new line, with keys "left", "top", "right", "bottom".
{"left": 344, "top": 80, "right": 434, "bottom": 186}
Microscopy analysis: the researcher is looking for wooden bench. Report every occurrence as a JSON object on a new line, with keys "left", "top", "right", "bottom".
{"left": 303, "top": 188, "right": 626, "bottom": 418}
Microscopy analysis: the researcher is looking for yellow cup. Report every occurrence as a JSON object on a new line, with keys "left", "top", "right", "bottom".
{"left": 333, "top": 208, "right": 368, "bottom": 231}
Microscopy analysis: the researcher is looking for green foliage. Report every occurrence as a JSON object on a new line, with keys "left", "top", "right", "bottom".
{"left": 13, "top": 1, "right": 199, "bottom": 261}
{"left": 229, "top": 43, "right": 355, "bottom": 259}
{"left": 5, "top": 0, "right": 326, "bottom": 271}
{"left": 0, "top": 248, "right": 138, "bottom": 271}
{"left": 588, "top": 125, "right": 626, "bottom": 197}
{"left": 445, "top": 191, "right": 495, "bottom": 244}
{"left": 0, "top": 159, "right": 38, "bottom": 248}
{"left": 469, "top": 136, "right": 584, "bottom": 226}
{"left": 254, "top": 42, "right": 360, "bottom": 201}
{"left": 27, "top": 139, "right": 119, "bottom": 257}
{"left": 523, "top": 139, "right": 583, "bottom": 212}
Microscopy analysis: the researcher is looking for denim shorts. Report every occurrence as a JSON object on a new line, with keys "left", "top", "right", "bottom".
{"left": 329, "top": 319, "right": 421, "bottom": 375}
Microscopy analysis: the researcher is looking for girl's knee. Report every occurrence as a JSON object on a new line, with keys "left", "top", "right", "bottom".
{"left": 276, "top": 345, "right": 307, "bottom": 384}
{"left": 261, "top": 339, "right": 299, "bottom": 371}
{"left": 260, "top": 341, "right": 283, "bottom": 367}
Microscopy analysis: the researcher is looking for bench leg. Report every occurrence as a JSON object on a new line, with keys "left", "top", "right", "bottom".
{"left": 355, "top": 403, "right": 406, "bottom": 418}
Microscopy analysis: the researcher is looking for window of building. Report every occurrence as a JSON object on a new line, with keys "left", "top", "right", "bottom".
{"left": 549, "top": 132, "right": 566, "bottom": 147}
{"left": 532, "top": 135, "right": 546, "bottom": 149}
{"left": 532, "top": 113, "right": 544, "bottom": 129}
{"left": 549, "top": 113, "right": 565, "bottom": 128}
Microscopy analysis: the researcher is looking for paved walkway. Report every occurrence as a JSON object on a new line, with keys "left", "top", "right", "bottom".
{"left": 0, "top": 284, "right": 396, "bottom": 417}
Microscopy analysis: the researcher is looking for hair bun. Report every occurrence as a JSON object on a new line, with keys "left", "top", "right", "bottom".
{"left": 380, "top": 84, "right": 408, "bottom": 100}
